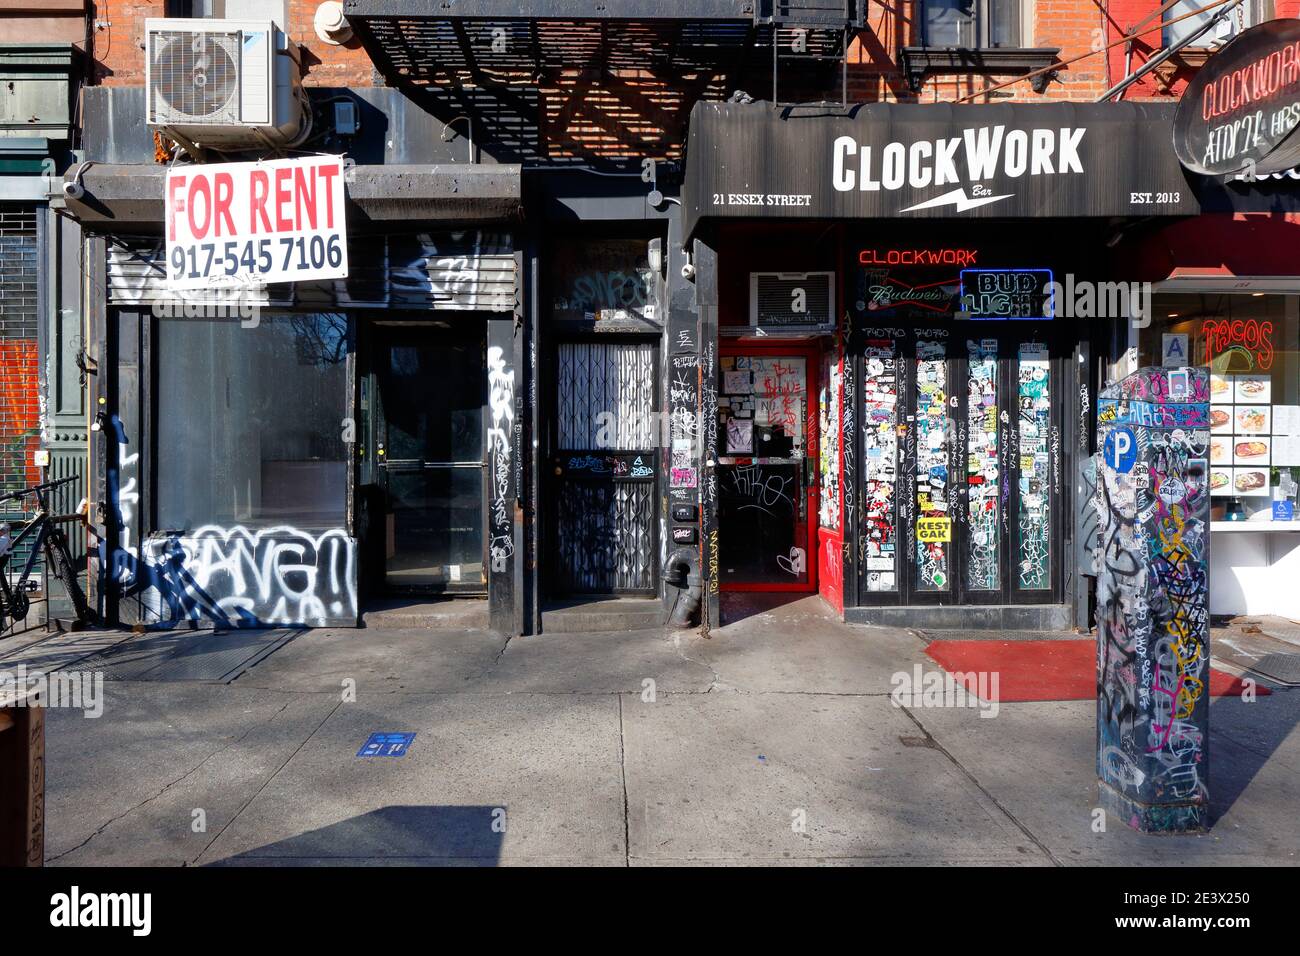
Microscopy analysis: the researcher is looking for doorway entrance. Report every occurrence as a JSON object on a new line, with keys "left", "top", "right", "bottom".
{"left": 547, "top": 339, "right": 659, "bottom": 596}
{"left": 717, "top": 341, "right": 820, "bottom": 592}
{"left": 371, "top": 323, "right": 487, "bottom": 593}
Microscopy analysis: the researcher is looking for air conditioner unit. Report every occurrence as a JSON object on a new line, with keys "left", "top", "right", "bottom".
{"left": 1207, "top": 0, "right": 1260, "bottom": 47}
{"left": 145, "top": 18, "right": 304, "bottom": 149}
{"left": 750, "top": 271, "right": 835, "bottom": 329}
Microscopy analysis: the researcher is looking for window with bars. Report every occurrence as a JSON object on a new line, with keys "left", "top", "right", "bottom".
{"left": 164, "top": 0, "right": 224, "bottom": 16}
{"left": 0, "top": 205, "right": 42, "bottom": 579}
{"left": 921, "top": 0, "right": 1025, "bottom": 47}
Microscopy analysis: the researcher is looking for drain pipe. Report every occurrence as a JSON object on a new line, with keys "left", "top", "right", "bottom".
{"left": 663, "top": 546, "right": 702, "bottom": 628}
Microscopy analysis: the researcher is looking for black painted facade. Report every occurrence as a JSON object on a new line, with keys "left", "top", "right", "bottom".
{"left": 64, "top": 12, "right": 1211, "bottom": 637}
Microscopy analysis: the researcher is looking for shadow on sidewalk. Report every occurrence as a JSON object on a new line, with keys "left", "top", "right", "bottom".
{"left": 720, "top": 591, "right": 814, "bottom": 626}
{"left": 1208, "top": 689, "right": 1300, "bottom": 827}
{"left": 209, "top": 805, "right": 506, "bottom": 866}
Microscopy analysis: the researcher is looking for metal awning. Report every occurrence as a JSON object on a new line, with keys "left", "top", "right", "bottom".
{"left": 682, "top": 101, "right": 1199, "bottom": 238}
{"left": 59, "top": 162, "right": 523, "bottom": 232}
{"left": 342, "top": 1, "right": 860, "bottom": 87}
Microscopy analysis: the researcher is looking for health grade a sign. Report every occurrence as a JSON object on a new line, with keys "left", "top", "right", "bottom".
{"left": 165, "top": 155, "right": 347, "bottom": 289}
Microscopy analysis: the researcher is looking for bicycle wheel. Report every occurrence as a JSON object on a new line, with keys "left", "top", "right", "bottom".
{"left": 0, "top": 561, "right": 13, "bottom": 634}
{"left": 46, "top": 529, "right": 93, "bottom": 625}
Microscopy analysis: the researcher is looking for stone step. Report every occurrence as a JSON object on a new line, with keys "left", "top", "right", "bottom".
{"left": 541, "top": 597, "right": 664, "bottom": 633}
{"left": 360, "top": 598, "right": 489, "bottom": 630}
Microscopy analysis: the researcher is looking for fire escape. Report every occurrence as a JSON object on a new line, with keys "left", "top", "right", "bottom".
{"left": 342, "top": 1, "right": 865, "bottom": 163}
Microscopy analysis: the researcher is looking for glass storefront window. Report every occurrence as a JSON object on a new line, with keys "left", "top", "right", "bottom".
{"left": 156, "top": 313, "right": 350, "bottom": 530}
{"left": 1016, "top": 341, "right": 1052, "bottom": 588}
{"left": 1139, "top": 293, "right": 1300, "bottom": 521}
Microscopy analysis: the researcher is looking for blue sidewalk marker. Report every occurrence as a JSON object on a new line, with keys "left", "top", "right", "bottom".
{"left": 357, "top": 732, "right": 417, "bottom": 757}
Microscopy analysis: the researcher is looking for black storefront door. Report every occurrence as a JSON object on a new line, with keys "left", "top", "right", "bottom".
{"left": 373, "top": 324, "right": 487, "bottom": 593}
{"left": 858, "top": 324, "right": 1063, "bottom": 606}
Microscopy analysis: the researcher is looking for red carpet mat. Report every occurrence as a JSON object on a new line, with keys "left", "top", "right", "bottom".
{"left": 924, "top": 639, "right": 1269, "bottom": 703}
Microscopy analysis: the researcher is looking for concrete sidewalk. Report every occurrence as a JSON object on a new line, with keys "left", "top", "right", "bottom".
{"left": 14, "top": 596, "right": 1299, "bottom": 866}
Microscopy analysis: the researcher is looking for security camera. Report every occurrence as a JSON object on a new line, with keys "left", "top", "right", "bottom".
{"left": 62, "top": 179, "right": 84, "bottom": 200}
{"left": 680, "top": 262, "right": 696, "bottom": 281}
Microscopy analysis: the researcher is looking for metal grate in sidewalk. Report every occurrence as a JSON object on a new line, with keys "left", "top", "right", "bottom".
{"left": 74, "top": 629, "right": 300, "bottom": 683}
{"left": 1247, "top": 653, "right": 1300, "bottom": 687}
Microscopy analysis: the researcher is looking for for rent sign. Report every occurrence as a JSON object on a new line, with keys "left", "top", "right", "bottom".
{"left": 165, "top": 156, "right": 348, "bottom": 289}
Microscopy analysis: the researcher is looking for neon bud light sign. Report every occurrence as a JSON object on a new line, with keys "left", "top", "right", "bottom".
{"left": 960, "top": 269, "right": 1055, "bottom": 320}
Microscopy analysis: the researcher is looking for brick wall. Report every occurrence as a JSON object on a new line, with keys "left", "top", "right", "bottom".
{"left": 91, "top": 0, "right": 378, "bottom": 86}
{"left": 846, "top": 0, "right": 1110, "bottom": 102}
{"left": 1101, "top": 0, "right": 1298, "bottom": 102}
{"left": 283, "top": 0, "right": 378, "bottom": 87}
{"left": 83, "top": 0, "right": 1188, "bottom": 103}
{"left": 92, "top": 0, "right": 162, "bottom": 85}
{"left": 77, "top": 3, "right": 1294, "bottom": 152}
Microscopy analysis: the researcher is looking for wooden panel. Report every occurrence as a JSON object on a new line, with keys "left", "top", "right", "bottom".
{"left": 0, "top": 701, "right": 45, "bottom": 867}
{"left": 0, "top": 1, "right": 87, "bottom": 11}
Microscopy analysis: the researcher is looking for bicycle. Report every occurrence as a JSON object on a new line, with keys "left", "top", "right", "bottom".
{"left": 0, "top": 475, "right": 94, "bottom": 633}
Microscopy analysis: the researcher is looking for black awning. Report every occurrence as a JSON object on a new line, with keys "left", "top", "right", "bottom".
{"left": 683, "top": 101, "right": 1199, "bottom": 238}
{"left": 61, "top": 163, "right": 523, "bottom": 233}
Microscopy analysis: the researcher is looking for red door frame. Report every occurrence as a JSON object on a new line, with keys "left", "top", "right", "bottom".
{"left": 817, "top": 343, "right": 845, "bottom": 614}
{"left": 717, "top": 337, "right": 821, "bottom": 593}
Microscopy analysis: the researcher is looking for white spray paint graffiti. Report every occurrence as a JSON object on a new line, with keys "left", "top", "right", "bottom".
{"left": 116, "top": 441, "right": 140, "bottom": 582}
{"left": 488, "top": 344, "right": 516, "bottom": 574}
{"left": 137, "top": 526, "right": 357, "bottom": 627}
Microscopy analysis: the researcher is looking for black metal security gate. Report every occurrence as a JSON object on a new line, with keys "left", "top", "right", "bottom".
{"left": 549, "top": 340, "right": 658, "bottom": 595}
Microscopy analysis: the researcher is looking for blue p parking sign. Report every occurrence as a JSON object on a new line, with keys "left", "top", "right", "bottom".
{"left": 1104, "top": 427, "right": 1137, "bottom": 474}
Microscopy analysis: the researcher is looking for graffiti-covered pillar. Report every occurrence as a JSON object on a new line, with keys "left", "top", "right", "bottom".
{"left": 694, "top": 235, "right": 720, "bottom": 632}
{"left": 487, "top": 314, "right": 522, "bottom": 637}
{"left": 1095, "top": 365, "right": 1211, "bottom": 832}
{"left": 663, "top": 211, "right": 703, "bottom": 624}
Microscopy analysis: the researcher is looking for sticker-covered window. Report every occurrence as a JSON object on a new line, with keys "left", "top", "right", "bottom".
{"left": 914, "top": 341, "right": 951, "bottom": 591}
{"left": 966, "top": 339, "right": 1000, "bottom": 590}
{"left": 1017, "top": 342, "right": 1052, "bottom": 590}
{"left": 863, "top": 341, "right": 899, "bottom": 591}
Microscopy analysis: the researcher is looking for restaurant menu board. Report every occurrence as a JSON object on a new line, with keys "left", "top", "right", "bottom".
{"left": 1209, "top": 373, "right": 1297, "bottom": 499}
{"left": 1275, "top": 405, "right": 1300, "bottom": 470}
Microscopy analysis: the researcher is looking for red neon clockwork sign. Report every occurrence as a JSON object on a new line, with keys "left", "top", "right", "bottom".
{"left": 859, "top": 249, "right": 978, "bottom": 267}
{"left": 1199, "top": 318, "right": 1275, "bottom": 370}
